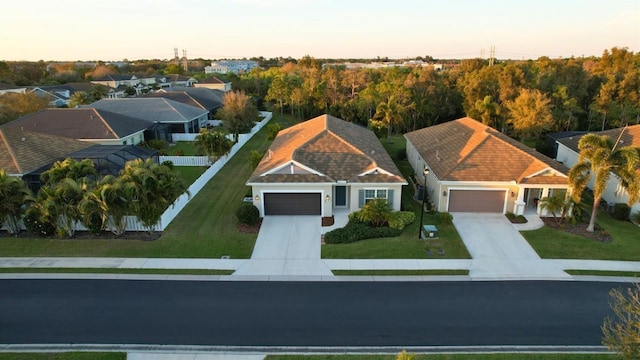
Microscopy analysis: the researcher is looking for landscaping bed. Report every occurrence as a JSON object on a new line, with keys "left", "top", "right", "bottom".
{"left": 541, "top": 218, "right": 611, "bottom": 243}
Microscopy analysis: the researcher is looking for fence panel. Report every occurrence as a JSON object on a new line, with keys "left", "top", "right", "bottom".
{"left": 159, "top": 156, "right": 210, "bottom": 166}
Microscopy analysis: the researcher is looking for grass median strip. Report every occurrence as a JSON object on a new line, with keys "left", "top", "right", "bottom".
{"left": 265, "top": 353, "right": 618, "bottom": 359}
{"left": 0, "top": 268, "right": 233, "bottom": 275}
{"left": 566, "top": 270, "right": 640, "bottom": 278}
{"left": 332, "top": 270, "right": 469, "bottom": 276}
{"left": 0, "top": 353, "right": 126, "bottom": 360}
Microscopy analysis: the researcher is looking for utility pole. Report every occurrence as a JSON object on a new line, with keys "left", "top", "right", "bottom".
{"left": 182, "top": 49, "right": 188, "bottom": 72}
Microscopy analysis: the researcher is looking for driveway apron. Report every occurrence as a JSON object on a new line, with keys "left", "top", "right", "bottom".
{"left": 452, "top": 213, "right": 570, "bottom": 280}
{"left": 232, "top": 216, "right": 333, "bottom": 277}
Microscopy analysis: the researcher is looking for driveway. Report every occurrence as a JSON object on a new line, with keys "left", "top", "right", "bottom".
{"left": 452, "top": 213, "right": 570, "bottom": 280}
{"left": 232, "top": 216, "right": 333, "bottom": 277}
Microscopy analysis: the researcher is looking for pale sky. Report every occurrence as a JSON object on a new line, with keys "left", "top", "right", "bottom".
{"left": 1, "top": 0, "right": 638, "bottom": 61}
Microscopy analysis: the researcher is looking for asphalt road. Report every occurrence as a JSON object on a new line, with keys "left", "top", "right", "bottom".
{"left": 0, "top": 279, "right": 623, "bottom": 347}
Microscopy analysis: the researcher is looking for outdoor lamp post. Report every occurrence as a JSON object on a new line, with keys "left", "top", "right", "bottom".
{"left": 418, "top": 167, "right": 430, "bottom": 239}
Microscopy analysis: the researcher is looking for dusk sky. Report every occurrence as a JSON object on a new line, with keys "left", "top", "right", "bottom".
{"left": 1, "top": 0, "right": 638, "bottom": 62}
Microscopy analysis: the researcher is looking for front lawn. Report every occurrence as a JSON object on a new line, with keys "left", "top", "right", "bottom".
{"left": 0, "top": 121, "right": 276, "bottom": 258}
{"left": 322, "top": 135, "right": 470, "bottom": 260}
{"left": 523, "top": 210, "right": 640, "bottom": 261}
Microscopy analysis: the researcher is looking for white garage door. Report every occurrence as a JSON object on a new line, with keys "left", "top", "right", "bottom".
{"left": 448, "top": 190, "right": 506, "bottom": 213}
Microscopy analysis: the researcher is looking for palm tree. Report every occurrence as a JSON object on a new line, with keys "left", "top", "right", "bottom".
{"left": 539, "top": 194, "right": 571, "bottom": 225}
{"left": 40, "top": 158, "right": 97, "bottom": 186}
{"left": 568, "top": 133, "right": 640, "bottom": 232}
{"left": 0, "top": 170, "right": 33, "bottom": 235}
{"left": 373, "top": 95, "right": 405, "bottom": 141}
{"left": 39, "top": 178, "right": 86, "bottom": 237}
{"left": 356, "top": 198, "right": 392, "bottom": 227}
{"left": 99, "top": 175, "right": 132, "bottom": 236}
{"left": 195, "top": 128, "right": 233, "bottom": 163}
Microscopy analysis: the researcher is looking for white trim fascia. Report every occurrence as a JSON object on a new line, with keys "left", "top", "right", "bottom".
{"left": 358, "top": 167, "right": 394, "bottom": 177}
{"left": 247, "top": 181, "right": 332, "bottom": 187}
{"left": 261, "top": 160, "right": 325, "bottom": 177}
{"left": 525, "top": 167, "right": 567, "bottom": 179}
{"left": 439, "top": 180, "right": 516, "bottom": 186}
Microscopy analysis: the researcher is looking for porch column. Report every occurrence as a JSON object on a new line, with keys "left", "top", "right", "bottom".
{"left": 537, "top": 187, "right": 550, "bottom": 216}
{"left": 513, "top": 188, "right": 525, "bottom": 216}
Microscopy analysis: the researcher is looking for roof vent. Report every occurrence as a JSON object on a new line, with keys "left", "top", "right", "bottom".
{"left": 21, "top": 137, "right": 26, "bottom": 142}
{"left": 436, "top": 149, "right": 441, "bottom": 161}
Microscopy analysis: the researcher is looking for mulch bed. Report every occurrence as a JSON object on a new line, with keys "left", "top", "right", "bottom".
{"left": 322, "top": 216, "right": 335, "bottom": 227}
{"left": 541, "top": 217, "right": 611, "bottom": 243}
{"left": 0, "top": 230, "right": 162, "bottom": 241}
{"left": 237, "top": 218, "right": 262, "bottom": 233}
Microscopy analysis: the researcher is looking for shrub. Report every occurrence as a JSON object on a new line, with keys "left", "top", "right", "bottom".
{"left": 439, "top": 212, "right": 453, "bottom": 225}
{"left": 267, "top": 122, "right": 282, "bottom": 140}
{"left": 612, "top": 203, "right": 631, "bottom": 221}
{"left": 324, "top": 218, "right": 401, "bottom": 244}
{"left": 395, "top": 149, "right": 407, "bottom": 161}
{"left": 172, "top": 149, "right": 184, "bottom": 156}
{"left": 631, "top": 211, "right": 640, "bottom": 225}
{"left": 249, "top": 150, "right": 265, "bottom": 170}
{"left": 235, "top": 203, "right": 260, "bottom": 225}
{"left": 23, "top": 206, "right": 56, "bottom": 237}
{"left": 387, "top": 211, "right": 416, "bottom": 230}
{"left": 161, "top": 160, "right": 174, "bottom": 170}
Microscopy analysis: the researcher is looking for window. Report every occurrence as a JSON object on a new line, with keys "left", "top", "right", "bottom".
{"left": 364, "top": 189, "right": 387, "bottom": 204}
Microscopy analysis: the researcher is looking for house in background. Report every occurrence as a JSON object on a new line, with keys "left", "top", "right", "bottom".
{"left": 247, "top": 114, "right": 406, "bottom": 217}
{"left": 86, "top": 98, "right": 208, "bottom": 134}
{"left": 156, "top": 74, "right": 197, "bottom": 88}
{"left": 405, "top": 117, "right": 569, "bottom": 216}
{"left": 91, "top": 74, "right": 157, "bottom": 95}
{"left": 29, "top": 82, "right": 97, "bottom": 107}
{"left": 194, "top": 77, "right": 232, "bottom": 92}
{"left": 144, "top": 87, "right": 223, "bottom": 121}
{"left": 204, "top": 60, "right": 258, "bottom": 74}
{"left": 0, "top": 83, "right": 27, "bottom": 95}
{"left": 556, "top": 124, "right": 640, "bottom": 216}
{"left": 4, "top": 108, "right": 152, "bottom": 145}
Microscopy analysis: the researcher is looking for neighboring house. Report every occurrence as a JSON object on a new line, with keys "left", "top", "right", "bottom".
{"left": 0, "top": 125, "right": 93, "bottom": 178}
{"left": 87, "top": 98, "right": 208, "bottom": 134}
{"left": 0, "top": 83, "right": 27, "bottom": 95}
{"left": 204, "top": 60, "right": 258, "bottom": 74}
{"left": 4, "top": 108, "right": 152, "bottom": 146}
{"left": 29, "top": 83, "right": 96, "bottom": 107}
{"left": 194, "top": 76, "right": 232, "bottom": 92}
{"left": 247, "top": 114, "right": 407, "bottom": 217}
{"left": 556, "top": 124, "right": 640, "bottom": 215}
{"left": 405, "top": 117, "right": 569, "bottom": 215}
{"left": 545, "top": 130, "right": 587, "bottom": 159}
{"left": 156, "top": 74, "right": 197, "bottom": 88}
{"left": 91, "top": 74, "right": 157, "bottom": 95}
{"left": 144, "top": 88, "right": 223, "bottom": 120}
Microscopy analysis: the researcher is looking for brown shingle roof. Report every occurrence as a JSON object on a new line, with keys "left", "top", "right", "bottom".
{"left": 0, "top": 126, "right": 92, "bottom": 175}
{"left": 404, "top": 117, "right": 568, "bottom": 183}
{"left": 557, "top": 124, "right": 640, "bottom": 152}
{"left": 248, "top": 114, "right": 405, "bottom": 184}
{"left": 4, "top": 108, "right": 152, "bottom": 140}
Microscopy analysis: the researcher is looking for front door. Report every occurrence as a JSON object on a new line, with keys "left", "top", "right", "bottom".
{"left": 335, "top": 186, "right": 347, "bottom": 207}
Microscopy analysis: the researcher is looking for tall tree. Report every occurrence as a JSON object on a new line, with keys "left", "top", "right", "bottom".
{"left": 40, "top": 158, "right": 97, "bottom": 186}
{"left": 218, "top": 90, "right": 259, "bottom": 142}
{"left": 0, "top": 170, "right": 32, "bottom": 235}
{"left": 601, "top": 283, "right": 640, "bottom": 360}
{"left": 195, "top": 128, "right": 233, "bottom": 162}
{"left": 372, "top": 95, "right": 406, "bottom": 141}
{"left": 568, "top": 133, "right": 640, "bottom": 232}
{"left": 505, "top": 88, "right": 553, "bottom": 142}
{"left": 0, "top": 92, "right": 49, "bottom": 125}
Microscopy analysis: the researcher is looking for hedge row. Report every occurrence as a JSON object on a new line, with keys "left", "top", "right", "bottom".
{"left": 324, "top": 219, "right": 401, "bottom": 244}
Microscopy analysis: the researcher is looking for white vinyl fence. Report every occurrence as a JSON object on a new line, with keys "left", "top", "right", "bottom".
{"left": 1, "top": 112, "right": 273, "bottom": 234}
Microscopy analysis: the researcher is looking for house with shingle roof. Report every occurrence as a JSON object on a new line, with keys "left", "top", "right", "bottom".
{"left": 0, "top": 125, "right": 93, "bottom": 177}
{"left": 556, "top": 124, "right": 640, "bottom": 216}
{"left": 194, "top": 76, "right": 232, "bottom": 92}
{"left": 144, "top": 88, "right": 223, "bottom": 120}
{"left": 4, "top": 108, "right": 152, "bottom": 146}
{"left": 86, "top": 98, "right": 208, "bottom": 134}
{"left": 247, "top": 114, "right": 407, "bottom": 217}
{"left": 405, "top": 117, "right": 569, "bottom": 216}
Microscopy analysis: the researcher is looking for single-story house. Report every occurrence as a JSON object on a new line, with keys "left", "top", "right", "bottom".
{"left": 247, "top": 114, "right": 407, "bottom": 217}
{"left": 0, "top": 83, "right": 27, "bottom": 95}
{"left": 194, "top": 76, "right": 232, "bottom": 92}
{"left": 5, "top": 108, "right": 153, "bottom": 146}
{"left": 404, "top": 117, "right": 570, "bottom": 215}
{"left": 156, "top": 74, "right": 197, "bottom": 88}
{"left": 144, "top": 88, "right": 223, "bottom": 121}
{"left": 86, "top": 98, "right": 208, "bottom": 134}
{"left": 556, "top": 124, "right": 640, "bottom": 215}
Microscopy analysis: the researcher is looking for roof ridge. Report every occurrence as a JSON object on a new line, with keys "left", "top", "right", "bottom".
{"left": 0, "top": 128, "right": 22, "bottom": 173}
{"left": 93, "top": 109, "right": 120, "bottom": 138}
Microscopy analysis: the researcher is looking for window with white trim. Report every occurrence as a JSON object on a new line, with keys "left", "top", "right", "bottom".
{"left": 364, "top": 189, "right": 388, "bottom": 204}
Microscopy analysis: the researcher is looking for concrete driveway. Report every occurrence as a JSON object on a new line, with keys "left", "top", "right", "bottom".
{"left": 232, "top": 216, "right": 332, "bottom": 277}
{"left": 452, "top": 213, "right": 570, "bottom": 280}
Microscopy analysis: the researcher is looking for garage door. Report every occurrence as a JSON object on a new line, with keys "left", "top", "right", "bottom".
{"left": 264, "top": 193, "right": 321, "bottom": 215}
{"left": 448, "top": 190, "right": 506, "bottom": 213}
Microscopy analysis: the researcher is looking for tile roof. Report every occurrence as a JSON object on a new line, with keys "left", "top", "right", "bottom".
{"left": 404, "top": 117, "right": 569, "bottom": 184}
{"left": 248, "top": 114, "right": 405, "bottom": 184}
{"left": 557, "top": 124, "right": 640, "bottom": 152}
{"left": 86, "top": 98, "right": 208, "bottom": 123}
{"left": 0, "top": 126, "right": 92, "bottom": 175}
{"left": 4, "top": 108, "right": 152, "bottom": 140}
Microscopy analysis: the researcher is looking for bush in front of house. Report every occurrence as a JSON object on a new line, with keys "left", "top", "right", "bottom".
{"left": 439, "top": 212, "right": 454, "bottom": 225}
{"left": 235, "top": 203, "right": 260, "bottom": 225}
{"left": 612, "top": 203, "right": 631, "bottom": 221}
{"left": 387, "top": 211, "right": 416, "bottom": 230}
{"left": 324, "top": 218, "right": 401, "bottom": 244}
{"left": 23, "top": 206, "right": 56, "bottom": 237}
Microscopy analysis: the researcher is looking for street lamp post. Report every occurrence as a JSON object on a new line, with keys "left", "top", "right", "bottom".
{"left": 418, "top": 167, "right": 430, "bottom": 239}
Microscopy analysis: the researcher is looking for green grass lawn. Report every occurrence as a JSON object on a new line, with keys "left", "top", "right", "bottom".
{"left": 322, "top": 135, "right": 471, "bottom": 260}
{"left": 0, "top": 120, "right": 278, "bottom": 259}
{"left": 168, "top": 141, "right": 201, "bottom": 156}
{"left": 332, "top": 270, "right": 469, "bottom": 276}
{"left": 0, "top": 353, "right": 125, "bottom": 360}
{"left": 523, "top": 210, "right": 640, "bottom": 261}
{"left": 0, "top": 268, "right": 233, "bottom": 275}
{"left": 175, "top": 166, "right": 207, "bottom": 184}
{"left": 265, "top": 354, "right": 619, "bottom": 360}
